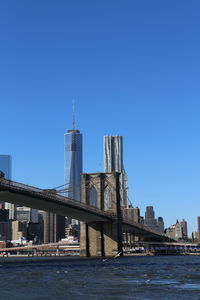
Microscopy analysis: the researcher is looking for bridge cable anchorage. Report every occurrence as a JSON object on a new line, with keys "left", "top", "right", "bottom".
{"left": 56, "top": 176, "right": 102, "bottom": 194}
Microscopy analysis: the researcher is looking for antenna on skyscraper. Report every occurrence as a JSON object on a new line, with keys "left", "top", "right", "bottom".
{"left": 72, "top": 98, "right": 75, "bottom": 130}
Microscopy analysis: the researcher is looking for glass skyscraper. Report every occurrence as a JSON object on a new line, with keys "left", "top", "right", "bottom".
{"left": 64, "top": 129, "right": 83, "bottom": 201}
{"left": 0, "top": 155, "right": 16, "bottom": 219}
{"left": 0, "top": 155, "right": 12, "bottom": 179}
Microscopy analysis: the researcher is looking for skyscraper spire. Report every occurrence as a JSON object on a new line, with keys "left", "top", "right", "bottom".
{"left": 72, "top": 98, "right": 75, "bottom": 130}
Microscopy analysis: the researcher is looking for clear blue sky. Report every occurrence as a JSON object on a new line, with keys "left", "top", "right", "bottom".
{"left": 1, "top": 0, "right": 200, "bottom": 234}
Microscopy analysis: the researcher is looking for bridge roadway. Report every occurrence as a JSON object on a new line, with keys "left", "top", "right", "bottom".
{"left": 0, "top": 178, "right": 166, "bottom": 240}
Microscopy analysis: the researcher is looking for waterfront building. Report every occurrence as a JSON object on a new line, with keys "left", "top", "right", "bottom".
{"left": 0, "top": 207, "right": 9, "bottom": 222}
{"left": 174, "top": 220, "right": 182, "bottom": 239}
{"left": 157, "top": 217, "right": 164, "bottom": 233}
{"left": 64, "top": 129, "right": 83, "bottom": 201}
{"left": 166, "top": 219, "right": 187, "bottom": 240}
{"left": 123, "top": 207, "right": 140, "bottom": 223}
{"left": 144, "top": 206, "right": 165, "bottom": 233}
{"left": 198, "top": 216, "right": 200, "bottom": 243}
{"left": 0, "top": 220, "right": 26, "bottom": 241}
{"left": 180, "top": 219, "right": 188, "bottom": 239}
{"left": 103, "top": 136, "right": 128, "bottom": 208}
{"left": 191, "top": 231, "right": 198, "bottom": 243}
{"left": 144, "top": 206, "right": 158, "bottom": 231}
{"left": 43, "top": 212, "right": 66, "bottom": 243}
{"left": 11, "top": 220, "right": 27, "bottom": 241}
{"left": 16, "top": 206, "right": 38, "bottom": 223}
{"left": 0, "top": 155, "right": 16, "bottom": 220}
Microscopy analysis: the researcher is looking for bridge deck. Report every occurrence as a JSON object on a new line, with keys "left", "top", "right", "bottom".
{"left": 0, "top": 178, "right": 168, "bottom": 240}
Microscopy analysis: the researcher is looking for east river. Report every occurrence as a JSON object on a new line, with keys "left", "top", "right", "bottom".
{"left": 0, "top": 255, "right": 200, "bottom": 299}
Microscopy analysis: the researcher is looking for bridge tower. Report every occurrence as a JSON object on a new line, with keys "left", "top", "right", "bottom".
{"left": 80, "top": 172, "right": 123, "bottom": 257}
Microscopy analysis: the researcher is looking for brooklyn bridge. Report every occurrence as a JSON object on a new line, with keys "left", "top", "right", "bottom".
{"left": 0, "top": 172, "right": 171, "bottom": 257}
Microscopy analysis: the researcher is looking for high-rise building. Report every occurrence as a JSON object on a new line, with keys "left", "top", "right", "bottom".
{"left": 0, "top": 155, "right": 11, "bottom": 178}
{"left": 104, "top": 136, "right": 123, "bottom": 172}
{"left": 103, "top": 136, "right": 128, "bottom": 207}
{"left": 144, "top": 206, "right": 158, "bottom": 231}
{"left": 157, "top": 217, "right": 164, "bottom": 233}
{"left": 144, "top": 206, "right": 165, "bottom": 233}
{"left": 166, "top": 219, "right": 187, "bottom": 241}
{"left": 64, "top": 129, "right": 83, "bottom": 201}
{"left": 123, "top": 207, "right": 140, "bottom": 223}
{"left": 198, "top": 216, "right": 200, "bottom": 243}
{"left": 43, "top": 212, "right": 66, "bottom": 243}
{"left": 180, "top": 219, "right": 188, "bottom": 239}
{"left": 16, "top": 207, "right": 38, "bottom": 223}
{"left": 0, "top": 155, "right": 15, "bottom": 219}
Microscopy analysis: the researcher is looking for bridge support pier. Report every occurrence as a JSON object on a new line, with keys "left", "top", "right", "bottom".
{"left": 80, "top": 172, "right": 123, "bottom": 257}
{"left": 80, "top": 221, "right": 123, "bottom": 257}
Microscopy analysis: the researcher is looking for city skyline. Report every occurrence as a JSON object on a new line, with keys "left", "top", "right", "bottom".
{"left": 1, "top": 1, "right": 200, "bottom": 234}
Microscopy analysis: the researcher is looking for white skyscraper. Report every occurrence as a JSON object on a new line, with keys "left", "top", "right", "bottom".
{"left": 103, "top": 136, "right": 128, "bottom": 207}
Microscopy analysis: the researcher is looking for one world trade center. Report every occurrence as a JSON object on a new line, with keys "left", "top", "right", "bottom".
{"left": 64, "top": 128, "right": 83, "bottom": 201}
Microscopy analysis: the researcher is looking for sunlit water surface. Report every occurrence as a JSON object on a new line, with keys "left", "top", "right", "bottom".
{"left": 0, "top": 256, "right": 200, "bottom": 299}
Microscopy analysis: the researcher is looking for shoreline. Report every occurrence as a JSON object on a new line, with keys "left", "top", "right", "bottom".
{"left": 0, "top": 252, "right": 200, "bottom": 263}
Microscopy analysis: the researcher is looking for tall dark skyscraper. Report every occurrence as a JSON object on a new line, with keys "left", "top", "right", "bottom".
{"left": 64, "top": 129, "right": 83, "bottom": 201}
{"left": 144, "top": 206, "right": 158, "bottom": 231}
{"left": 43, "top": 212, "right": 65, "bottom": 244}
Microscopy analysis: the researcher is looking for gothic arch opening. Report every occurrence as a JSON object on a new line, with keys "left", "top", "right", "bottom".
{"left": 89, "top": 186, "right": 98, "bottom": 207}
{"left": 104, "top": 185, "right": 112, "bottom": 211}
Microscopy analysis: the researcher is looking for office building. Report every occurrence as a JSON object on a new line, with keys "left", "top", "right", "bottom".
{"left": 64, "top": 129, "right": 83, "bottom": 201}
{"left": 16, "top": 206, "right": 38, "bottom": 223}
{"left": 198, "top": 216, "right": 200, "bottom": 243}
{"left": 0, "top": 221, "right": 12, "bottom": 241}
{"left": 144, "top": 206, "right": 165, "bottom": 233}
{"left": 43, "top": 212, "right": 65, "bottom": 243}
{"left": 0, "top": 155, "right": 16, "bottom": 220}
{"left": 144, "top": 206, "right": 158, "bottom": 231}
{"left": 123, "top": 207, "right": 140, "bottom": 223}
{"left": 11, "top": 220, "right": 27, "bottom": 241}
{"left": 180, "top": 219, "right": 188, "bottom": 239}
{"left": 166, "top": 219, "right": 187, "bottom": 241}
{"left": 0, "top": 207, "right": 9, "bottom": 222}
{"left": 0, "top": 155, "right": 11, "bottom": 178}
{"left": 64, "top": 125, "right": 83, "bottom": 233}
{"left": 103, "top": 136, "right": 128, "bottom": 207}
{"left": 157, "top": 217, "right": 164, "bottom": 233}
{"left": 191, "top": 231, "right": 198, "bottom": 243}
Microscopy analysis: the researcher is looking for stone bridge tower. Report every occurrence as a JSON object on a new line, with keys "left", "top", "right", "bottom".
{"left": 80, "top": 172, "right": 123, "bottom": 257}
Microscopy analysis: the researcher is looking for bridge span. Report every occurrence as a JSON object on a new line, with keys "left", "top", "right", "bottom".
{"left": 0, "top": 173, "right": 170, "bottom": 257}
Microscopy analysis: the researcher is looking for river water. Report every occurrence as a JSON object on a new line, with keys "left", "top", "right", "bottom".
{"left": 0, "top": 255, "right": 200, "bottom": 299}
